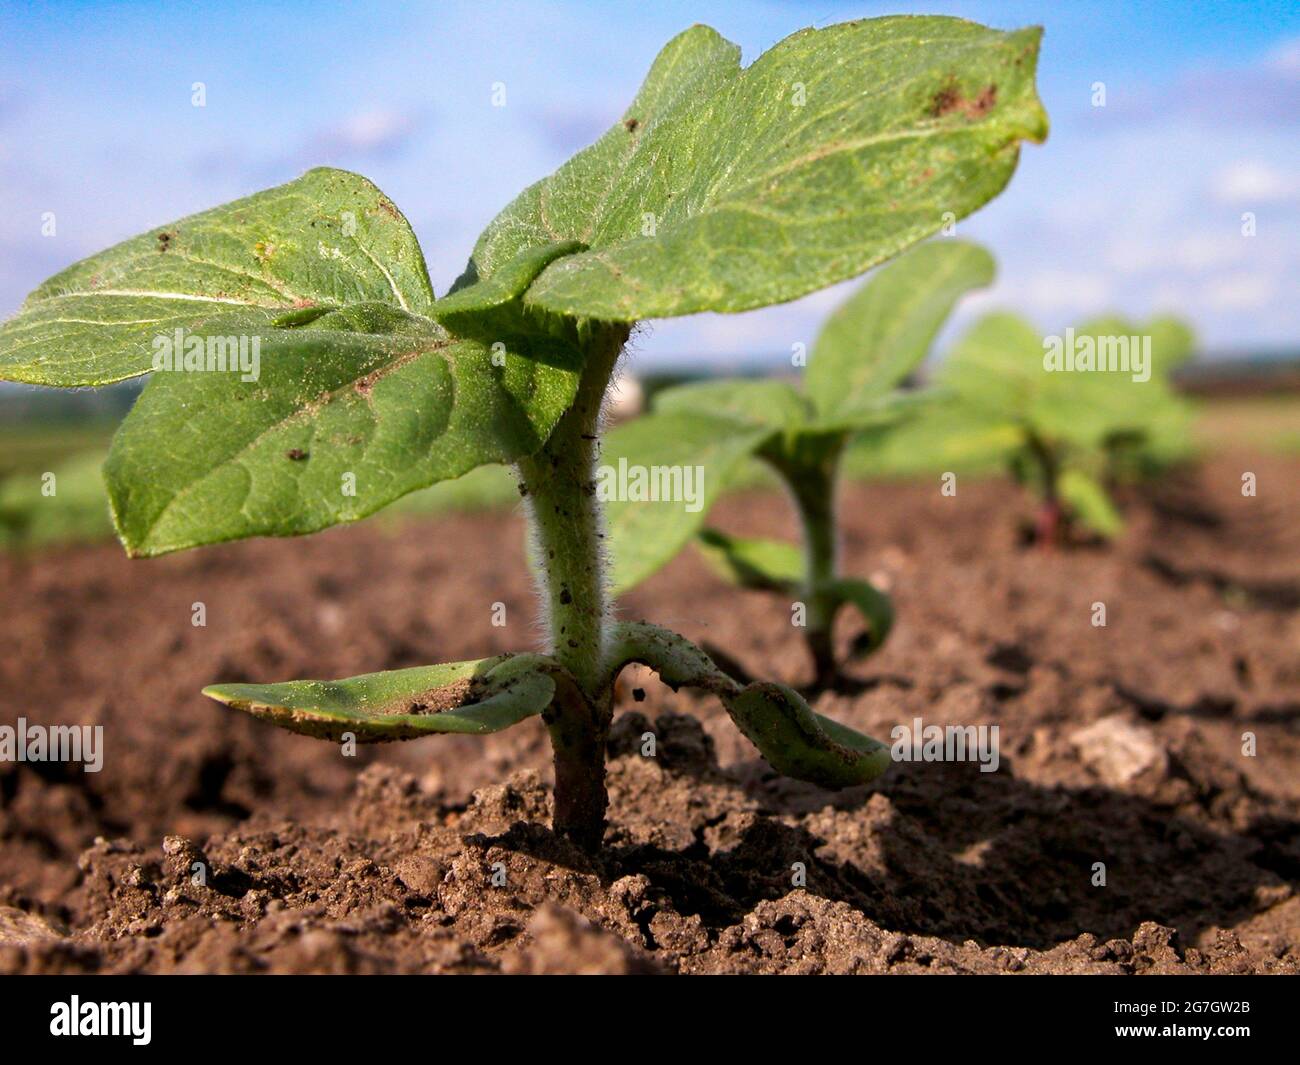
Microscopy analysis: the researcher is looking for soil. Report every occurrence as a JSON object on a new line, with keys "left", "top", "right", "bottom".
{"left": 1, "top": 453, "right": 1297, "bottom": 974}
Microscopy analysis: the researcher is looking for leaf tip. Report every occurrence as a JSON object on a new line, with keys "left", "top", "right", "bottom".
{"left": 201, "top": 684, "right": 239, "bottom": 706}
{"left": 1013, "top": 25, "right": 1050, "bottom": 144}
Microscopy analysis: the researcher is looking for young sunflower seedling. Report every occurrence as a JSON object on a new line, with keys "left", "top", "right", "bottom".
{"left": 601, "top": 240, "right": 995, "bottom": 690}
{"left": 918, "top": 311, "right": 1195, "bottom": 544}
{"left": 1091, "top": 316, "right": 1196, "bottom": 489}
{"left": 0, "top": 17, "right": 1046, "bottom": 847}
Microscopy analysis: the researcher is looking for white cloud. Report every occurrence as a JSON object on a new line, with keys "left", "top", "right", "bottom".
{"left": 956, "top": 288, "right": 1002, "bottom": 316}
{"left": 1021, "top": 270, "right": 1114, "bottom": 313}
{"left": 1213, "top": 160, "right": 1299, "bottom": 204}
{"left": 1266, "top": 36, "right": 1300, "bottom": 77}
{"left": 1175, "top": 231, "right": 1252, "bottom": 270}
{"left": 313, "top": 109, "right": 420, "bottom": 157}
{"left": 1148, "top": 281, "right": 1197, "bottom": 314}
{"left": 1103, "top": 234, "right": 1246, "bottom": 276}
{"left": 1201, "top": 273, "right": 1275, "bottom": 311}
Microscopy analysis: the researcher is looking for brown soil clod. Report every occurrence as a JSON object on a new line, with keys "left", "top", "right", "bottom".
{"left": 396, "top": 677, "right": 478, "bottom": 716}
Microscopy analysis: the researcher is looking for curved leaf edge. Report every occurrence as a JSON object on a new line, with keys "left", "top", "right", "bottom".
{"left": 824, "top": 576, "right": 896, "bottom": 658}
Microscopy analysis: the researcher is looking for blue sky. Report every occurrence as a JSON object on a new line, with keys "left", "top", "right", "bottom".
{"left": 1, "top": 0, "right": 1297, "bottom": 370}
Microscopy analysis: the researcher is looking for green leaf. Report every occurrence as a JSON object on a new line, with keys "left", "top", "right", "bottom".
{"left": 0, "top": 168, "right": 434, "bottom": 386}
{"left": 825, "top": 577, "right": 894, "bottom": 656}
{"left": 722, "top": 681, "right": 891, "bottom": 787}
{"left": 941, "top": 308, "right": 1050, "bottom": 449}
{"left": 603, "top": 622, "right": 889, "bottom": 787}
{"left": 603, "top": 411, "right": 770, "bottom": 594}
{"left": 1038, "top": 318, "right": 1181, "bottom": 451}
{"left": 695, "top": 527, "right": 803, "bottom": 591}
{"left": 105, "top": 313, "right": 580, "bottom": 556}
{"left": 806, "top": 240, "right": 994, "bottom": 419}
{"left": 852, "top": 397, "right": 1022, "bottom": 476}
{"left": 203, "top": 653, "right": 557, "bottom": 742}
{"left": 940, "top": 310, "right": 1044, "bottom": 416}
{"left": 1146, "top": 316, "right": 1196, "bottom": 375}
{"left": 940, "top": 313, "right": 1195, "bottom": 472}
{"left": 653, "top": 378, "right": 811, "bottom": 431}
{"left": 1059, "top": 468, "right": 1124, "bottom": 539}
{"left": 457, "top": 23, "right": 741, "bottom": 297}
{"left": 821, "top": 388, "right": 937, "bottom": 434}
{"left": 466, "top": 17, "right": 1046, "bottom": 321}
{"left": 432, "top": 239, "right": 586, "bottom": 338}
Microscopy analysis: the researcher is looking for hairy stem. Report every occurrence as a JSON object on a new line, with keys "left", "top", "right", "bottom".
{"left": 516, "top": 323, "right": 627, "bottom": 846}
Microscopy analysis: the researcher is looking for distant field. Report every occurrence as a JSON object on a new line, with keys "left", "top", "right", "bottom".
{"left": 0, "top": 421, "right": 117, "bottom": 476}
{"left": 1, "top": 392, "right": 1297, "bottom": 552}
{"left": 1193, "top": 395, "right": 1300, "bottom": 454}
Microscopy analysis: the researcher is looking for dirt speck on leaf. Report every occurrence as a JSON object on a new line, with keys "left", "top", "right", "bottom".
{"left": 399, "top": 677, "right": 477, "bottom": 716}
{"left": 930, "top": 79, "right": 998, "bottom": 119}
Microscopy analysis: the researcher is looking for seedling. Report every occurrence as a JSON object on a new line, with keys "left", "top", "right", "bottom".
{"left": 1092, "top": 316, "right": 1196, "bottom": 487}
{"left": 601, "top": 240, "right": 995, "bottom": 689}
{"left": 0, "top": 18, "right": 1046, "bottom": 847}
{"left": 920, "top": 311, "right": 1195, "bottom": 544}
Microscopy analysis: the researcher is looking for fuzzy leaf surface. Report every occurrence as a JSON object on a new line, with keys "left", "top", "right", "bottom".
{"left": 466, "top": 17, "right": 1046, "bottom": 321}
{"left": 0, "top": 168, "right": 434, "bottom": 386}
{"left": 106, "top": 313, "right": 580, "bottom": 555}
